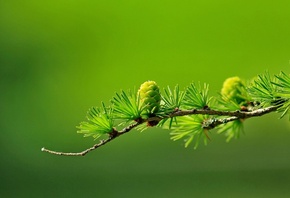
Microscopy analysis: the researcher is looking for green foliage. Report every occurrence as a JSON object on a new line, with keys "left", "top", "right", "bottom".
{"left": 182, "top": 82, "right": 211, "bottom": 109}
{"left": 158, "top": 85, "right": 185, "bottom": 129}
{"left": 248, "top": 71, "right": 280, "bottom": 106}
{"left": 216, "top": 95, "right": 241, "bottom": 111}
{"left": 111, "top": 90, "right": 144, "bottom": 122}
{"left": 76, "top": 71, "right": 290, "bottom": 149}
{"left": 77, "top": 102, "right": 114, "bottom": 139}
{"left": 248, "top": 71, "right": 290, "bottom": 118}
{"left": 217, "top": 119, "right": 244, "bottom": 142}
{"left": 274, "top": 71, "right": 290, "bottom": 118}
{"left": 170, "top": 115, "right": 209, "bottom": 149}
{"left": 161, "top": 85, "right": 184, "bottom": 111}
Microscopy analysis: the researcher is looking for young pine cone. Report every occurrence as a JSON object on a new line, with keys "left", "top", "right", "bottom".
{"left": 221, "top": 76, "right": 247, "bottom": 105}
{"left": 138, "top": 81, "right": 161, "bottom": 117}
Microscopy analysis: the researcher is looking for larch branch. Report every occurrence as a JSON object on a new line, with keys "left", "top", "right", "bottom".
{"left": 42, "top": 105, "right": 279, "bottom": 156}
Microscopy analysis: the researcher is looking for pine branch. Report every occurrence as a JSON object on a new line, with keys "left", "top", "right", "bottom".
{"left": 42, "top": 71, "right": 290, "bottom": 156}
{"left": 41, "top": 105, "right": 278, "bottom": 156}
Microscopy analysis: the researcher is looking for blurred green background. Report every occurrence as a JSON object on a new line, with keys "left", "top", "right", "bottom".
{"left": 1, "top": 0, "right": 290, "bottom": 197}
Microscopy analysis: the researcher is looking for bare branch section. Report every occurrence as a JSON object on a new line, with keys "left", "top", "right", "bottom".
{"left": 41, "top": 122, "right": 140, "bottom": 156}
{"left": 42, "top": 106, "right": 278, "bottom": 156}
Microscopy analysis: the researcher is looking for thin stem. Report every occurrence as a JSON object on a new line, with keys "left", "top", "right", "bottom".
{"left": 148, "top": 105, "right": 279, "bottom": 122}
{"left": 42, "top": 122, "right": 140, "bottom": 156}
{"left": 202, "top": 116, "right": 240, "bottom": 130}
{"left": 42, "top": 106, "right": 278, "bottom": 156}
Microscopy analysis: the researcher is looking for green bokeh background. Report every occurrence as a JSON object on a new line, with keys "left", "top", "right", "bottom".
{"left": 1, "top": 1, "right": 290, "bottom": 197}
